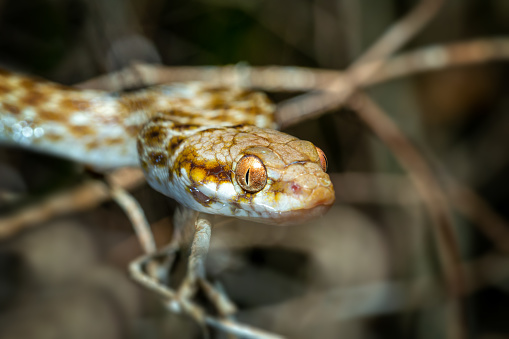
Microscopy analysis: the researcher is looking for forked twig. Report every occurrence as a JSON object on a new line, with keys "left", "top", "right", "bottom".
{"left": 74, "top": 38, "right": 509, "bottom": 93}
{"left": 129, "top": 253, "right": 282, "bottom": 339}
{"left": 129, "top": 213, "right": 280, "bottom": 339}
{"left": 352, "top": 0, "right": 445, "bottom": 65}
{"left": 277, "top": 0, "right": 443, "bottom": 126}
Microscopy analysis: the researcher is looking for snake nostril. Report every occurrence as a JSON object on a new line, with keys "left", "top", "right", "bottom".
{"left": 291, "top": 183, "right": 301, "bottom": 194}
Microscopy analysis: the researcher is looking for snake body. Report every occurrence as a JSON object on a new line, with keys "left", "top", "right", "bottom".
{"left": 0, "top": 69, "right": 334, "bottom": 224}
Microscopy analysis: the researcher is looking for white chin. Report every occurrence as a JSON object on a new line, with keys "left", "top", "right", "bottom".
{"left": 237, "top": 204, "right": 333, "bottom": 226}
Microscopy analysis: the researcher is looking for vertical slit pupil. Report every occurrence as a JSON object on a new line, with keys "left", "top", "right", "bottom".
{"left": 245, "top": 168, "right": 250, "bottom": 184}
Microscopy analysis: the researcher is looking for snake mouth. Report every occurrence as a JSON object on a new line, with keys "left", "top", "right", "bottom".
{"left": 272, "top": 203, "right": 334, "bottom": 225}
{"left": 242, "top": 185, "right": 335, "bottom": 225}
{"left": 240, "top": 203, "right": 333, "bottom": 226}
{"left": 269, "top": 183, "right": 335, "bottom": 225}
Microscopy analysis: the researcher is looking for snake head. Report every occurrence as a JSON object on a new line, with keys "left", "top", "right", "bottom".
{"left": 139, "top": 124, "right": 335, "bottom": 225}
{"left": 228, "top": 140, "right": 335, "bottom": 224}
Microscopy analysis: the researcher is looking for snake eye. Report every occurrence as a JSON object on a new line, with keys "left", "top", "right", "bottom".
{"left": 316, "top": 147, "right": 328, "bottom": 172}
{"left": 235, "top": 155, "right": 267, "bottom": 193}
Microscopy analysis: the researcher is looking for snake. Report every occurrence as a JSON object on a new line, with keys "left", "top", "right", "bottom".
{"left": 0, "top": 68, "right": 335, "bottom": 224}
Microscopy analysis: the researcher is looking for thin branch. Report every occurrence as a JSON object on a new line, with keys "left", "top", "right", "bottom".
{"left": 0, "top": 180, "right": 108, "bottom": 238}
{"left": 125, "top": 208, "right": 246, "bottom": 336}
{"left": 277, "top": 37, "right": 509, "bottom": 126}
{"left": 0, "top": 168, "right": 145, "bottom": 239}
{"left": 354, "top": 0, "right": 445, "bottom": 65}
{"left": 445, "top": 177, "right": 509, "bottom": 254}
{"left": 224, "top": 251, "right": 509, "bottom": 324}
{"left": 108, "top": 180, "right": 156, "bottom": 254}
{"left": 330, "top": 172, "right": 509, "bottom": 254}
{"left": 74, "top": 37, "right": 509, "bottom": 106}
{"left": 76, "top": 0, "right": 445, "bottom": 94}
{"left": 278, "top": 0, "right": 445, "bottom": 126}
{"left": 350, "top": 92, "right": 465, "bottom": 339}
{"left": 129, "top": 248, "right": 284, "bottom": 339}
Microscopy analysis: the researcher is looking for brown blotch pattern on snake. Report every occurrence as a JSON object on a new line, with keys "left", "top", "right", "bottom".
{"left": 149, "top": 151, "right": 167, "bottom": 167}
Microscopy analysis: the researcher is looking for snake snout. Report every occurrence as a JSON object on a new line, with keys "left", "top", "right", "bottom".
{"left": 288, "top": 164, "right": 334, "bottom": 202}
{"left": 305, "top": 186, "right": 335, "bottom": 209}
{"left": 268, "top": 180, "right": 334, "bottom": 225}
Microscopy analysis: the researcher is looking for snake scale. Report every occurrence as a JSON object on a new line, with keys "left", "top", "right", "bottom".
{"left": 0, "top": 68, "right": 335, "bottom": 224}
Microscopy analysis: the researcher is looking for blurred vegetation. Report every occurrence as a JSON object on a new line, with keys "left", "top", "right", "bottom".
{"left": 2, "top": 0, "right": 509, "bottom": 338}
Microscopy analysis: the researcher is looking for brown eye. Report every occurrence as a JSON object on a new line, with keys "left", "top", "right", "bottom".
{"left": 235, "top": 155, "right": 267, "bottom": 193}
{"left": 316, "top": 147, "right": 328, "bottom": 172}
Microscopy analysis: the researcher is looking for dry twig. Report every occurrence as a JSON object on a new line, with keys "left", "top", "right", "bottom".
{"left": 128, "top": 213, "right": 277, "bottom": 338}
{"left": 74, "top": 38, "right": 509, "bottom": 104}
{"left": 350, "top": 92, "right": 465, "bottom": 339}
{"left": 0, "top": 168, "right": 145, "bottom": 239}
{"left": 108, "top": 181, "right": 156, "bottom": 254}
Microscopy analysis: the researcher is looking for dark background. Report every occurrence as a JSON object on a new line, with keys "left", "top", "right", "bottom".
{"left": 1, "top": 0, "right": 509, "bottom": 338}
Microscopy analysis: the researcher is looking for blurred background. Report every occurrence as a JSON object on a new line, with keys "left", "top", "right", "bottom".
{"left": 1, "top": 0, "right": 509, "bottom": 338}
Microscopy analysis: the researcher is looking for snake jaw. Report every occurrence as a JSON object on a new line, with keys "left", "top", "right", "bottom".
{"left": 230, "top": 179, "right": 335, "bottom": 225}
